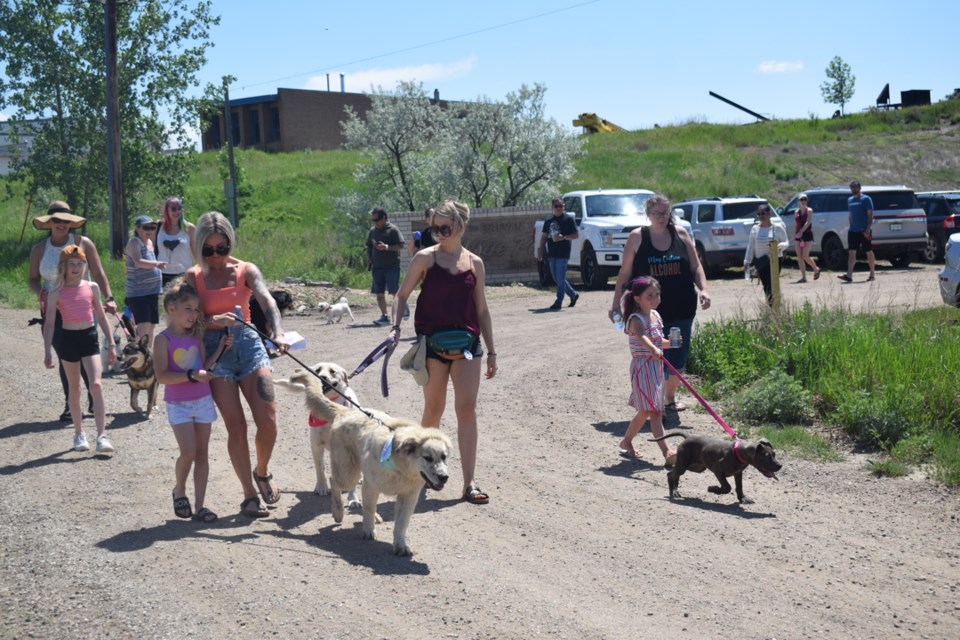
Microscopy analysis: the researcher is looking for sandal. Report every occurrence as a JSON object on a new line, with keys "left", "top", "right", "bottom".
{"left": 462, "top": 485, "right": 489, "bottom": 504}
{"left": 240, "top": 496, "right": 269, "bottom": 518}
{"left": 252, "top": 471, "right": 281, "bottom": 504}
{"left": 664, "top": 401, "right": 687, "bottom": 412}
{"left": 814, "top": 270, "right": 821, "bottom": 280}
{"left": 619, "top": 447, "right": 642, "bottom": 460}
{"left": 192, "top": 507, "right": 218, "bottom": 523}
{"left": 172, "top": 490, "right": 192, "bottom": 519}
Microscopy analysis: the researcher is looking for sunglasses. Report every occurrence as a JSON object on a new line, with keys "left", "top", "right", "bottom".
{"left": 552, "top": 204, "right": 564, "bottom": 209}
{"left": 201, "top": 243, "right": 231, "bottom": 257}
{"left": 140, "top": 224, "right": 158, "bottom": 231}
{"left": 429, "top": 224, "right": 455, "bottom": 238}
{"left": 50, "top": 218, "right": 71, "bottom": 225}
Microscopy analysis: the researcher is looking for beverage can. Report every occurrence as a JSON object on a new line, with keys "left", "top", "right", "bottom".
{"left": 669, "top": 327, "right": 682, "bottom": 348}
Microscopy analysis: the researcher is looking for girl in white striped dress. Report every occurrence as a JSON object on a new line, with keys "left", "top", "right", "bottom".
{"left": 618, "top": 276, "right": 677, "bottom": 463}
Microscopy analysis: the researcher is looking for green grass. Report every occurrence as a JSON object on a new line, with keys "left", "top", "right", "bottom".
{"left": 689, "top": 304, "right": 960, "bottom": 484}
{"left": 748, "top": 425, "right": 844, "bottom": 463}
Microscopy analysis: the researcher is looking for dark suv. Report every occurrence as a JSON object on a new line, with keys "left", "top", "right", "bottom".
{"left": 916, "top": 191, "right": 960, "bottom": 263}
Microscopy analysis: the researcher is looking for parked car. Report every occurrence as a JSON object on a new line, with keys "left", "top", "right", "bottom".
{"left": 672, "top": 195, "right": 786, "bottom": 274}
{"left": 532, "top": 189, "right": 692, "bottom": 289}
{"left": 939, "top": 232, "right": 960, "bottom": 307}
{"left": 778, "top": 186, "right": 927, "bottom": 270}
{"left": 916, "top": 191, "right": 960, "bottom": 263}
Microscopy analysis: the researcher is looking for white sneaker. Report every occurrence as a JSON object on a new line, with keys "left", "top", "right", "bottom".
{"left": 73, "top": 431, "right": 90, "bottom": 452}
{"left": 95, "top": 434, "right": 114, "bottom": 453}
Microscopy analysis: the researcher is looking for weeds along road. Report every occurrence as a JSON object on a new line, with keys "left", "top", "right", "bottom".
{"left": 1, "top": 262, "right": 956, "bottom": 639}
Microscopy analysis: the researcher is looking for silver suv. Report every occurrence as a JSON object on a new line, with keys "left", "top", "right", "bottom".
{"left": 778, "top": 186, "right": 927, "bottom": 270}
{"left": 672, "top": 196, "right": 786, "bottom": 274}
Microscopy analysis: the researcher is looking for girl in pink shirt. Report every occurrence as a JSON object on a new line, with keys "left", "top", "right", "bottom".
{"left": 154, "top": 280, "right": 232, "bottom": 523}
{"left": 42, "top": 245, "right": 116, "bottom": 453}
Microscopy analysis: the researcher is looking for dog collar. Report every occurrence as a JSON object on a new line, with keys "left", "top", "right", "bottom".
{"left": 380, "top": 433, "right": 399, "bottom": 471}
{"left": 308, "top": 413, "right": 327, "bottom": 427}
{"left": 733, "top": 439, "right": 748, "bottom": 465}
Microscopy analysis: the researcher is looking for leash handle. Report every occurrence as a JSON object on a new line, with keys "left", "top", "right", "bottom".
{"left": 662, "top": 358, "right": 738, "bottom": 439}
{"left": 112, "top": 311, "right": 132, "bottom": 338}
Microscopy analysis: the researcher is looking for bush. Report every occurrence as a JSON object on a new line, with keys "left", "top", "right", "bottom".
{"left": 729, "top": 369, "right": 811, "bottom": 425}
{"left": 833, "top": 385, "right": 925, "bottom": 448}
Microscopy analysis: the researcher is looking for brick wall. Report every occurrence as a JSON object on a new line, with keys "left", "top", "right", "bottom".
{"left": 390, "top": 205, "right": 549, "bottom": 285}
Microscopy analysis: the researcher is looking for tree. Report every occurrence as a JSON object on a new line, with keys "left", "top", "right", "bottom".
{"left": 339, "top": 81, "right": 583, "bottom": 218}
{"left": 0, "top": 1, "right": 220, "bottom": 231}
{"left": 820, "top": 56, "right": 856, "bottom": 116}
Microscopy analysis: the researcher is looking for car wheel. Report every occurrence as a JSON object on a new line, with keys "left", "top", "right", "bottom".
{"left": 821, "top": 234, "right": 845, "bottom": 271}
{"left": 537, "top": 259, "right": 555, "bottom": 288}
{"left": 890, "top": 253, "right": 912, "bottom": 268}
{"left": 922, "top": 235, "right": 944, "bottom": 263}
{"left": 580, "top": 248, "right": 606, "bottom": 290}
{"left": 695, "top": 242, "right": 716, "bottom": 277}
{"left": 955, "top": 284, "right": 960, "bottom": 309}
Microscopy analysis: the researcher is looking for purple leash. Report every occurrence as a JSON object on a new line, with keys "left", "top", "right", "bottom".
{"left": 350, "top": 337, "right": 398, "bottom": 397}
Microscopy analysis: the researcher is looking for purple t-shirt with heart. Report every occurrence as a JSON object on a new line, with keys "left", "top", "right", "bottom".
{"left": 161, "top": 330, "right": 211, "bottom": 402}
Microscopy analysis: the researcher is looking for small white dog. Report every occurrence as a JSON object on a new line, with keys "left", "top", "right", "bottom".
{"left": 276, "top": 362, "right": 363, "bottom": 507}
{"left": 316, "top": 297, "right": 354, "bottom": 325}
{"left": 100, "top": 322, "right": 125, "bottom": 373}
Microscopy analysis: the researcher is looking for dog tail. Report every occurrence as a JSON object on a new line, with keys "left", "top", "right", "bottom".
{"left": 289, "top": 369, "right": 345, "bottom": 422}
{"left": 648, "top": 432, "right": 687, "bottom": 442}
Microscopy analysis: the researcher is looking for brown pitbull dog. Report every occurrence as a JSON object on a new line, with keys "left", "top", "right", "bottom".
{"left": 651, "top": 433, "right": 781, "bottom": 504}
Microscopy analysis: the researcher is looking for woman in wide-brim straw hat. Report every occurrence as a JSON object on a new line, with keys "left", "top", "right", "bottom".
{"left": 28, "top": 200, "right": 118, "bottom": 422}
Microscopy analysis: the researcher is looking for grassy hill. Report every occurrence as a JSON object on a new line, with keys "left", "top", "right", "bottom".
{"left": 2, "top": 99, "right": 959, "bottom": 307}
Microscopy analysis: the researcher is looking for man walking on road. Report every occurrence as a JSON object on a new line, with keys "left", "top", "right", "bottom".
{"left": 536, "top": 197, "right": 580, "bottom": 310}
{"left": 839, "top": 180, "right": 876, "bottom": 283}
{"left": 366, "top": 208, "right": 405, "bottom": 324}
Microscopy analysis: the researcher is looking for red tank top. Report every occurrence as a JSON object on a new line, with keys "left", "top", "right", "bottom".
{"left": 414, "top": 262, "right": 480, "bottom": 335}
{"left": 189, "top": 261, "right": 250, "bottom": 329}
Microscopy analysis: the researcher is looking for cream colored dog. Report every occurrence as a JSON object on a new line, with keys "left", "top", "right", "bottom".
{"left": 316, "top": 297, "right": 354, "bottom": 324}
{"left": 288, "top": 368, "right": 451, "bottom": 557}
{"left": 276, "top": 362, "right": 363, "bottom": 506}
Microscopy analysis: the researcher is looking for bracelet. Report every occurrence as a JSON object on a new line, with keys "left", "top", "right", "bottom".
{"left": 186, "top": 369, "right": 198, "bottom": 383}
{"left": 104, "top": 295, "right": 114, "bottom": 303}
{"left": 487, "top": 352, "right": 497, "bottom": 356}
{"left": 391, "top": 325, "right": 401, "bottom": 332}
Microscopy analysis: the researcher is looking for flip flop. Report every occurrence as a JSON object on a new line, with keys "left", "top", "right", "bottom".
{"left": 664, "top": 401, "right": 687, "bottom": 412}
{"left": 252, "top": 471, "right": 281, "bottom": 504}
{"left": 192, "top": 507, "right": 218, "bottom": 523}
{"left": 814, "top": 270, "right": 821, "bottom": 280}
{"left": 240, "top": 496, "right": 269, "bottom": 518}
{"left": 462, "top": 485, "right": 489, "bottom": 504}
{"left": 172, "top": 490, "right": 192, "bottom": 519}
{"left": 619, "top": 447, "right": 642, "bottom": 459}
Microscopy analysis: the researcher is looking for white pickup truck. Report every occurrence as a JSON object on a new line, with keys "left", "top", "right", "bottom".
{"left": 533, "top": 189, "right": 693, "bottom": 289}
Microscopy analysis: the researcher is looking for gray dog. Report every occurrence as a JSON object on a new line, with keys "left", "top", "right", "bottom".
{"left": 651, "top": 433, "right": 781, "bottom": 504}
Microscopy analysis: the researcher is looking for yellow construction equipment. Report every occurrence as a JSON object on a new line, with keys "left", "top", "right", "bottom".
{"left": 572, "top": 113, "right": 625, "bottom": 134}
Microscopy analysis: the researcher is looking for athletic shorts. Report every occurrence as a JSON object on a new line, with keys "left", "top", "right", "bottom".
{"left": 848, "top": 231, "right": 872, "bottom": 252}
{"left": 166, "top": 394, "right": 218, "bottom": 425}
{"left": 203, "top": 324, "right": 271, "bottom": 382}
{"left": 59, "top": 326, "right": 100, "bottom": 362}
{"left": 127, "top": 294, "right": 160, "bottom": 325}
{"left": 370, "top": 267, "right": 400, "bottom": 295}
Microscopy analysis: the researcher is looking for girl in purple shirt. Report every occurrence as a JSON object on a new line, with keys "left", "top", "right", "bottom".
{"left": 154, "top": 280, "right": 232, "bottom": 523}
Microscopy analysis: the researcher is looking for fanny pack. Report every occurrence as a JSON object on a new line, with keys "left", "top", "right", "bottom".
{"left": 426, "top": 329, "right": 477, "bottom": 360}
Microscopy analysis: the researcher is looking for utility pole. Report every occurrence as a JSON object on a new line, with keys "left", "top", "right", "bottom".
{"left": 105, "top": 0, "right": 125, "bottom": 257}
{"left": 222, "top": 79, "right": 239, "bottom": 228}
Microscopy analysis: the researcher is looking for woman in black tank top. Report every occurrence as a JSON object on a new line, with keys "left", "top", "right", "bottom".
{"left": 611, "top": 194, "right": 711, "bottom": 410}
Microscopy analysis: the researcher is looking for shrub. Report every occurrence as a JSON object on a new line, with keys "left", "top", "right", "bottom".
{"left": 832, "top": 385, "right": 925, "bottom": 448}
{"left": 729, "top": 369, "right": 811, "bottom": 425}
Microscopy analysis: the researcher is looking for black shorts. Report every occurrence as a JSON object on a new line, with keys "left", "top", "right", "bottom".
{"left": 127, "top": 293, "right": 160, "bottom": 324}
{"left": 424, "top": 332, "right": 483, "bottom": 364}
{"left": 797, "top": 230, "right": 813, "bottom": 242}
{"left": 848, "top": 231, "right": 872, "bottom": 252}
{"left": 59, "top": 326, "right": 100, "bottom": 362}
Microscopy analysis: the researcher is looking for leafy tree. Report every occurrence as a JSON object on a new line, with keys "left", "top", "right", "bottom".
{"left": 820, "top": 56, "right": 856, "bottom": 116}
{"left": 339, "top": 81, "right": 583, "bottom": 219}
{"left": 0, "top": 1, "right": 220, "bottom": 226}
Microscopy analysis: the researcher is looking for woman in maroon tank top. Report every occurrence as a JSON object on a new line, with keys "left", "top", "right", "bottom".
{"left": 390, "top": 200, "right": 498, "bottom": 505}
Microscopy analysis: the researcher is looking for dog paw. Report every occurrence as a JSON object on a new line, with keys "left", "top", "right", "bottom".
{"left": 314, "top": 483, "right": 331, "bottom": 497}
{"left": 362, "top": 529, "right": 376, "bottom": 541}
{"left": 393, "top": 543, "right": 414, "bottom": 557}
{"left": 669, "top": 491, "right": 682, "bottom": 500}
{"left": 739, "top": 496, "right": 754, "bottom": 504}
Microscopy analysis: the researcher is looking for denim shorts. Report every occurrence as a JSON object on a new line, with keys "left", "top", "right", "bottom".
{"left": 127, "top": 294, "right": 160, "bottom": 324}
{"left": 203, "top": 324, "right": 271, "bottom": 382}
{"left": 662, "top": 317, "right": 694, "bottom": 379}
{"left": 166, "top": 394, "right": 218, "bottom": 425}
{"left": 371, "top": 267, "right": 400, "bottom": 294}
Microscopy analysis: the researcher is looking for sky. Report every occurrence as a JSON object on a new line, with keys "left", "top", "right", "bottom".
{"left": 188, "top": 0, "right": 960, "bottom": 132}
{"left": 1, "top": 0, "right": 957, "bottom": 133}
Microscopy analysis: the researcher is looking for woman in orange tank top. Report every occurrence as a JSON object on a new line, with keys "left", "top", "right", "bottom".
{"left": 184, "top": 211, "right": 290, "bottom": 518}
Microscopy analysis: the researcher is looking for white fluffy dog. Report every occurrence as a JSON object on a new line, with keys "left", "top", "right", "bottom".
{"left": 288, "top": 368, "right": 451, "bottom": 557}
{"left": 276, "top": 362, "right": 363, "bottom": 507}
{"left": 316, "top": 297, "right": 354, "bottom": 324}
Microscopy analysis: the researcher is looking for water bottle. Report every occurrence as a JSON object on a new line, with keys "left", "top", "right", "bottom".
{"left": 612, "top": 310, "right": 625, "bottom": 331}
{"left": 232, "top": 305, "right": 243, "bottom": 339}
{"left": 744, "top": 268, "right": 751, "bottom": 282}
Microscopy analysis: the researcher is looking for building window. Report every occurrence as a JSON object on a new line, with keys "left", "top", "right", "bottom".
{"left": 230, "top": 112, "right": 240, "bottom": 145}
{"left": 267, "top": 107, "right": 280, "bottom": 143}
{"left": 247, "top": 109, "right": 261, "bottom": 145}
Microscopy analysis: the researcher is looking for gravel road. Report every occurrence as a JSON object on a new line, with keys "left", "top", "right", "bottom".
{"left": 1, "top": 262, "right": 957, "bottom": 639}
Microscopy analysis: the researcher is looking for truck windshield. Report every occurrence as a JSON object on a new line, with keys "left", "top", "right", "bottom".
{"left": 584, "top": 194, "right": 651, "bottom": 217}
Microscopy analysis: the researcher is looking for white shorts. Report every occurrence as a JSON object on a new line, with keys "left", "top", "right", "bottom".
{"left": 166, "top": 395, "right": 218, "bottom": 426}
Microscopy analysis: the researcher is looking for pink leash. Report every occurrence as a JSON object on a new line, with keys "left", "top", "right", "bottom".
{"left": 662, "top": 358, "right": 740, "bottom": 441}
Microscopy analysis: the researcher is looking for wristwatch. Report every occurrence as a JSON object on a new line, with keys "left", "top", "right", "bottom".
{"left": 105, "top": 295, "right": 115, "bottom": 303}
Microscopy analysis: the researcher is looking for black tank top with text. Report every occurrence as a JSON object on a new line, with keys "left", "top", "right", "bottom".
{"left": 631, "top": 227, "right": 697, "bottom": 322}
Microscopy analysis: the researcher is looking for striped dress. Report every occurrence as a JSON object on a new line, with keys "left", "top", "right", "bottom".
{"left": 627, "top": 309, "right": 665, "bottom": 414}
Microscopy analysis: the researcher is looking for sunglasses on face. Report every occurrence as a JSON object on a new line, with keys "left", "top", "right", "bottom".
{"left": 429, "top": 224, "right": 455, "bottom": 238}
{"left": 50, "top": 218, "right": 71, "bottom": 225}
{"left": 140, "top": 224, "right": 157, "bottom": 231}
{"left": 201, "top": 243, "right": 231, "bottom": 257}
{"left": 552, "top": 204, "right": 564, "bottom": 209}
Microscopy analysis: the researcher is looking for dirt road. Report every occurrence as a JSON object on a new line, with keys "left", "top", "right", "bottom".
{"left": 2, "top": 262, "right": 957, "bottom": 639}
